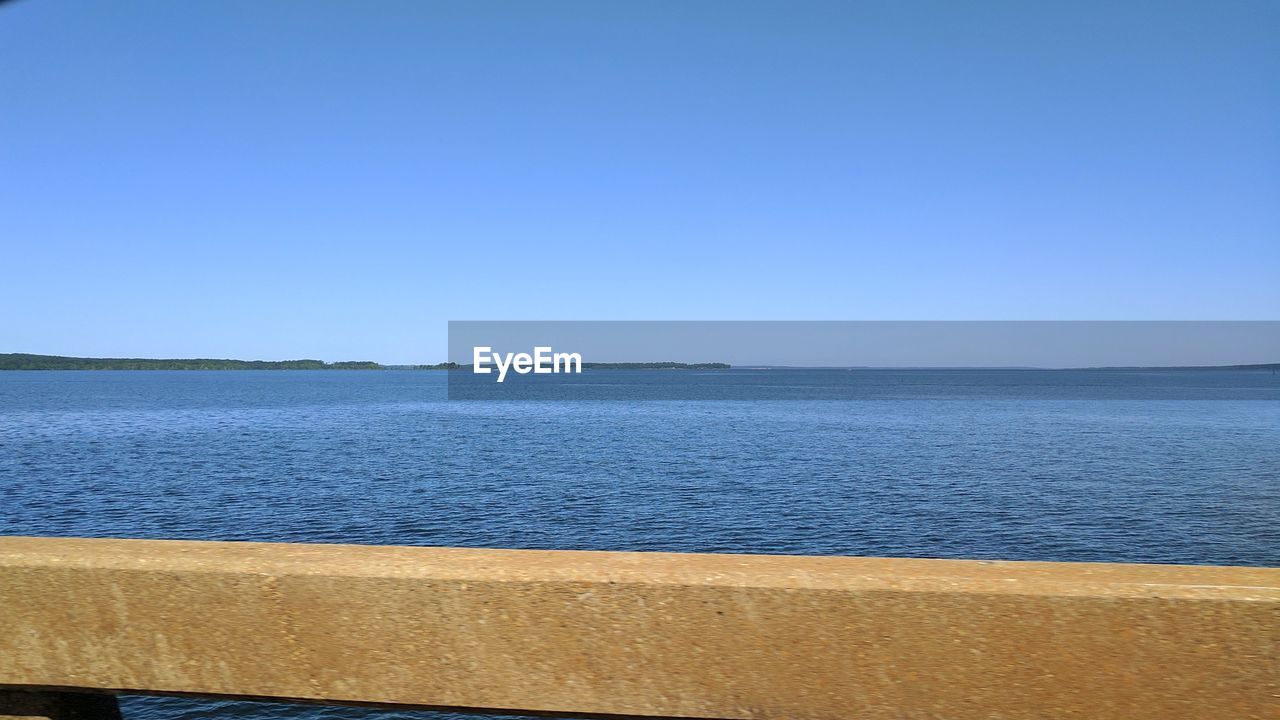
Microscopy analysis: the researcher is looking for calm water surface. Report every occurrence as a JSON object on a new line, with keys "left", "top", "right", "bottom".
{"left": 1, "top": 370, "right": 1277, "bottom": 719}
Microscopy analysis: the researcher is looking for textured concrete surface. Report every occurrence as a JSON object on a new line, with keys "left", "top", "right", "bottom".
{"left": 0, "top": 536, "right": 1276, "bottom": 719}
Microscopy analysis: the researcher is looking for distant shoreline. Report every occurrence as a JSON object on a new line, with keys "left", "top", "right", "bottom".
{"left": 0, "top": 354, "right": 729, "bottom": 371}
{"left": 1, "top": 354, "right": 1275, "bottom": 372}
{"left": 0, "top": 354, "right": 385, "bottom": 371}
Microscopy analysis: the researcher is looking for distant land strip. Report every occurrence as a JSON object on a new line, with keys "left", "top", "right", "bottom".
{"left": 0, "top": 354, "right": 384, "bottom": 371}
{"left": 0, "top": 354, "right": 730, "bottom": 371}
{"left": 2, "top": 354, "right": 1275, "bottom": 372}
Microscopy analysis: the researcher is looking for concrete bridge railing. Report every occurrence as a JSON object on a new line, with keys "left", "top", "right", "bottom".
{"left": 1, "top": 536, "right": 1276, "bottom": 719}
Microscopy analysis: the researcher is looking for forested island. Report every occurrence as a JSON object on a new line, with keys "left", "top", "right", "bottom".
{"left": 0, "top": 354, "right": 382, "bottom": 371}
{"left": 0, "top": 354, "right": 733, "bottom": 371}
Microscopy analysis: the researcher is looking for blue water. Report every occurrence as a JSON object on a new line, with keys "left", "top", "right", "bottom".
{"left": 2, "top": 369, "right": 1278, "bottom": 719}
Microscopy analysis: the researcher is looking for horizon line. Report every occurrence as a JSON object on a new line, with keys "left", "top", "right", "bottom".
{"left": 2, "top": 353, "right": 1278, "bottom": 373}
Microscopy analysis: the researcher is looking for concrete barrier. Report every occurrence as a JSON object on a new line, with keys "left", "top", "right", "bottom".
{"left": 1, "top": 536, "right": 1276, "bottom": 719}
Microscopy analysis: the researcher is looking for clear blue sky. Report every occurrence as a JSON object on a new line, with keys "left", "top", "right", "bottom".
{"left": 2, "top": 1, "right": 1276, "bottom": 363}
